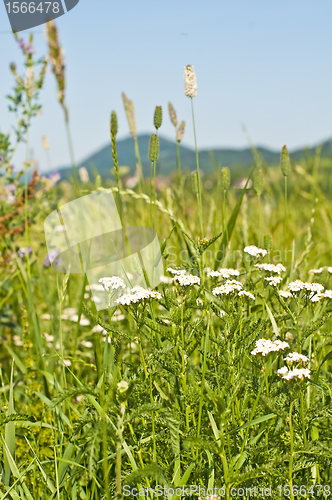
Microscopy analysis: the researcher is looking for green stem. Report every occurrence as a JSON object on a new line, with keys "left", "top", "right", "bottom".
{"left": 149, "top": 373, "right": 156, "bottom": 462}
{"left": 289, "top": 400, "right": 295, "bottom": 500}
{"left": 284, "top": 176, "right": 288, "bottom": 254}
{"left": 64, "top": 118, "right": 80, "bottom": 196}
{"left": 197, "top": 315, "right": 209, "bottom": 439}
{"left": 191, "top": 98, "right": 203, "bottom": 237}
{"left": 176, "top": 141, "right": 185, "bottom": 220}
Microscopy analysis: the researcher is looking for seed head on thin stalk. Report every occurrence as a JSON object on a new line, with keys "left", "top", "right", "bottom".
{"left": 46, "top": 20, "right": 67, "bottom": 119}
{"left": 121, "top": 92, "right": 144, "bottom": 193}
{"left": 46, "top": 20, "right": 79, "bottom": 193}
{"left": 153, "top": 105, "right": 162, "bottom": 130}
{"left": 122, "top": 92, "right": 137, "bottom": 140}
{"left": 176, "top": 121, "right": 185, "bottom": 143}
{"left": 221, "top": 167, "right": 230, "bottom": 191}
{"left": 184, "top": 65, "right": 197, "bottom": 98}
{"left": 168, "top": 102, "right": 178, "bottom": 127}
{"left": 281, "top": 145, "right": 290, "bottom": 177}
{"left": 24, "top": 65, "right": 34, "bottom": 101}
{"left": 110, "top": 111, "right": 120, "bottom": 183}
{"left": 184, "top": 64, "right": 203, "bottom": 236}
{"left": 110, "top": 111, "right": 118, "bottom": 137}
{"left": 148, "top": 134, "right": 159, "bottom": 163}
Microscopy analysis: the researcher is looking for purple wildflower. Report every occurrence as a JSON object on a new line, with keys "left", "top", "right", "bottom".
{"left": 49, "top": 171, "right": 61, "bottom": 185}
{"left": 18, "top": 247, "right": 33, "bottom": 260}
{"left": 4, "top": 184, "right": 17, "bottom": 204}
{"left": 19, "top": 39, "right": 35, "bottom": 55}
{"left": 44, "top": 250, "right": 62, "bottom": 268}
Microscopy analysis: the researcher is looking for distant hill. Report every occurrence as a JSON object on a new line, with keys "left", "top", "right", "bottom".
{"left": 56, "top": 134, "right": 332, "bottom": 181}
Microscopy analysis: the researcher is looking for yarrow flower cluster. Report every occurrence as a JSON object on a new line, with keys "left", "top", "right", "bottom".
{"left": 288, "top": 280, "right": 305, "bottom": 292}
{"left": 238, "top": 290, "right": 255, "bottom": 300}
{"left": 99, "top": 276, "right": 126, "bottom": 292}
{"left": 287, "top": 280, "right": 325, "bottom": 297}
{"left": 265, "top": 276, "right": 283, "bottom": 287}
{"left": 212, "top": 280, "right": 243, "bottom": 296}
{"left": 251, "top": 338, "right": 289, "bottom": 356}
{"left": 167, "top": 267, "right": 186, "bottom": 276}
{"left": 284, "top": 352, "right": 309, "bottom": 364}
{"left": 304, "top": 282, "right": 324, "bottom": 293}
{"left": 207, "top": 268, "right": 240, "bottom": 279}
{"left": 172, "top": 274, "right": 200, "bottom": 286}
{"left": 115, "top": 286, "right": 162, "bottom": 306}
{"left": 278, "top": 290, "right": 292, "bottom": 299}
{"left": 309, "top": 267, "right": 332, "bottom": 274}
{"left": 244, "top": 245, "right": 267, "bottom": 258}
{"left": 255, "top": 263, "right": 286, "bottom": 274}
{"left": 277, "top": 367, "right": 311, "bottom": 381}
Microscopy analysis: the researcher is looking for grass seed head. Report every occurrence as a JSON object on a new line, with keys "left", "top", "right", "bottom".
{"left": 280, "top": 144, "right": 290, "bottom": 177}
{"left": 148, "top": 133, "right": 159, "bottom": 162}
{"left": 221, "top": 167, "right": 231, "bottom": 190}
{"left": 176, "top": 121, "right": 185, "bottom": 143}
{"left": 153, "top": 105, "right": 163, "bottom": 130}
{"left": 264, "top": 234, "right": 272, "bottom": 252}
{"left": 184, "top": 64, "right": 197, "bottom": 98}
{"left": 110, "top": 111, "right": 118, "bottom": 137}
{"left": 168, "top": 102, "right": 178, "bottom": 127}
{"left": 122, "top": 92, "right": 137, "bottom": 139}
{"left": 46, "top": 20, "right": 66, "bottom": 110}
{"left": 254, "top": 169, "right": 263, "bottom": 196}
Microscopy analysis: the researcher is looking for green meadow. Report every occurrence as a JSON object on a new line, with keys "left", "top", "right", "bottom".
{"left": 1, "top": 23, "right": 332, "bottom": 500}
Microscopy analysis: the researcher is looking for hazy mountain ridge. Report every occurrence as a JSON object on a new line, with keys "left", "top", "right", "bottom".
{"left": 56, "top": 134, "right": 332, "bottom": 180}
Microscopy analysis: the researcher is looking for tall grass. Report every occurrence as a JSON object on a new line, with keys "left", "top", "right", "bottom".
{"left": 1, "top": 24, "right": 332, "bottom": 500}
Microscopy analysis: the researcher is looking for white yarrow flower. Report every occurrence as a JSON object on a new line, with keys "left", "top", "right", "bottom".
{"left": 207, "top": 270, "right": 222, "bottom": 278}
{"left": 278, "top": 367, "right": 311, "bottom": 381}
{"left": 304, "top": 282, "right": 324, "bottom": 293}
{"left": 251, "top": 338, "right": 289, "bottom": 356}
{"left": 167, "top": 267, "right": 186, "bottom": 275}
{"left": 310, "top": 294, "right": 323, "bottom": 303}
{"left": 208, "top": 268, "right": 240, "bottom": 279}
{"left": 277, "top": 366, "right": 288, "bottom": 377}
{"left": 284, "top": 352, "right": 309, "bottom": 364}
{"left": 244, "top": 245, "right": 267, "bottom": 258}
{"left": 288, "top": 280, "right": 305, "bottom": 292}
{"left": 99, "top": 276, "right": 126, "bottom": 291}
{"left": 173, "top": 273, "right": 200, "bottom": 286}
{"left": 117, "top": 380, "right": 129, "bottom": 393}
{"left": 265, "top": 276, "right": 283, "bottom": 287}
{"left": 309, "top": 267, "right": 324, "bottom": 274}
{"left": 238, "top": 290, "right": 255, "bottom": 300}
{"left": 255, "top": 263, "right": 286, "bottom": 274}
{"left": 115, "top": 287, "right": 161, "bottom": 306}
{"left": 212, "top": 279, "right": 243, "bottom": 296}
{"left": 279, "top": 290, "right": 292, "bottom": 299}
{"left": 324, "top": 290, "right": 332, "bottom": 298}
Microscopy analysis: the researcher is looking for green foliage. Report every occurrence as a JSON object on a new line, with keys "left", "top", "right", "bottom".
{"left": 2, "top": 25, "right": 332, "bottom": 500}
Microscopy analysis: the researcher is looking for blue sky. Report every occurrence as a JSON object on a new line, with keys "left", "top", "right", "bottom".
{"left": 1, "top": 0, "right": 332, "bottom": 172}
